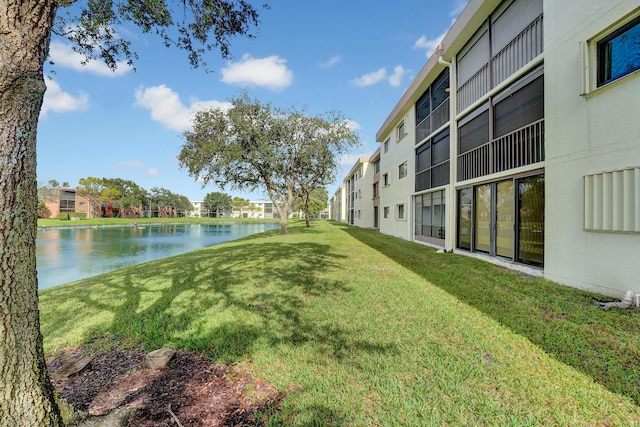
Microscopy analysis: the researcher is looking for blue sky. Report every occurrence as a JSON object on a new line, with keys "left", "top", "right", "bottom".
{"left": 38, "top": 1, "right": 468, "bottom": 201}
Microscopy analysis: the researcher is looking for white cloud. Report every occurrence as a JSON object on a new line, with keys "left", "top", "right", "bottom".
{"left": 351, "top": 68, "right": 387, "bottom": 87}
{"left": 413, "top": 32, "right": 446, "bottom": 57}
{"left": 49, "top": 41, "right": 132, "bottom": 77}
{"left": 221, "top": 54, "right": 293, "bottom": 91}
{"left": 414, "top": 1, "right": 469, "bottom": 58}
{"left": 351, "top": 66, "right": 408, "bottom": 87}
{"left": 146, "top": 168, "right": 161, "bottom": 176}
{"left": 388, "top": 66, "right": 407, "bottom": 87}
{"left": 134, "top": 85, "right": 232, "bottom": 132}
{"left": 40, "top": 80, "right": 89, "bottom": 119}
{"left": 321, "top": 55, "right": 342, "bottom": 69}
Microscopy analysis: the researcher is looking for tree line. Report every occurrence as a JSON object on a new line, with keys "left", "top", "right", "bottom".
{"left": 202, "top": 188, "right": 330, "bottom": 221}
{"left": 37, "top": 178, "right": 193, "bottom": 218}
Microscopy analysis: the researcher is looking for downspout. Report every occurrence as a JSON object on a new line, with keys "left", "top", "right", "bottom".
{"left": 437, "top": 45, "right": 458, "bottom": 252}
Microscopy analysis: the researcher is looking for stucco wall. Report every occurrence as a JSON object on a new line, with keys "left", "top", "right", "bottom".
{"left": 544, "top": 0, "right": 640, "bottom": 296}
{"left": 379, "top": 109, "right": 417, "bottom": 240}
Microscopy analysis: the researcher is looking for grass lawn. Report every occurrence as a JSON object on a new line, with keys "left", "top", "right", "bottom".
{"left": 40, "top": 220, "right": 640, "bottom": 425}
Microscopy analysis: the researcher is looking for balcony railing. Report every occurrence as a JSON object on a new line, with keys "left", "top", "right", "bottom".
{"left": 457, "top": 119, "right": 544, "bottom": 181}
{"left": 457, "top": 64, "right": 490, "bottom": 114}
{"left": 491, "top": 15, "right": 543, "bottom": 87}
{"left": 415, "top": 160, "right": 450, "bottom": 192}
{"left": 416, "top": 98, "right": 450, "bottom": 144}
{"left": 456, "top": 14, "right": 543, "bottom": 114}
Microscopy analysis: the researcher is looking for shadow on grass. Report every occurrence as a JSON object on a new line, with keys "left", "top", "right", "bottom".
{"left": 332, "top": 221, "right": 640, "bottom": 406}
{"left": 40, "top": 227, "right": 402, "bottom": 424}
{"left": 42, "top": 223, "right": 397, "bottom": 381}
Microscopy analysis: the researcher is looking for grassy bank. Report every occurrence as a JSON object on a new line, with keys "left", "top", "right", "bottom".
{"left": 38, "top": 216, "right": 279, "bottom": 228}
{"left": 40, "top": 220, "right": 640, "bottom": 425}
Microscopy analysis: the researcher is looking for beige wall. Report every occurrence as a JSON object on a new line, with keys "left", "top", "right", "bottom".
{"left": 543, "top": 0, "right": 640, "bottom": 297}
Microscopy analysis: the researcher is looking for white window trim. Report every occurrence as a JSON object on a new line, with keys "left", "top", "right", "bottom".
{"left": 396, "top": 120, "right": 407, "bottom": 142}
{"left": 396, "top": 203, "right": 406, "bottom": 220}
{"left": 581, "top": 9, "right": 640, "bottom": 97}
{"left": 399, "top": 161, "right": 408, "bottom": 179}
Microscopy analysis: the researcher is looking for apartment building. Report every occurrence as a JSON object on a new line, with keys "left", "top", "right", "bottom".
{"left": 352, "top": 0, "right": 639, "bottom": 297}
{"left": 329, "top": 186, "right": 346, "bottom": 222}
{"left": 232, "top": 201, "right": 277, "bottom": 219}
{"left": 42, "top": 189, "right": 92, "bottom": 219}
{"left": 344, "top": 157, "right": 376, "bottom": 227}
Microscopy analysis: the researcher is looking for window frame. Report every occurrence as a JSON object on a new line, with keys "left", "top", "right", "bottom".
{"left": 397, "top": 203, "right": 405, "bottom": 220}
{"left": 397, "top": 120, "right": 406, "bottom": 141}
{"left": 583, "top": 10, "right": 640, "bottom": 95}
{"left": 596, "top": 14, "right": 640, "bottom": 87}
{"left": 399, "top": 162, "right": 408, "bottom": 179}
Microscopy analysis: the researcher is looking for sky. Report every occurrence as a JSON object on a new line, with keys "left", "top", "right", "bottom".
{"left": 38, "top": 1, "right": 469, "bottom": 202}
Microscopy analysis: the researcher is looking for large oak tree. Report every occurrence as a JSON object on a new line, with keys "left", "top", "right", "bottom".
{"left": 178, "top": 93, "right": 359, "bottom": 234}
{"left": 0, "top": 1, "right": 264, "bottom": 424}
{"left": 203, "top": 191, "right": 233, "bottom": 217}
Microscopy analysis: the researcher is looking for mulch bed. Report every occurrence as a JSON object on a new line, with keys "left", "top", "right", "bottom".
{"left": 47, "top": 346, "right": 280, "bottom": 426}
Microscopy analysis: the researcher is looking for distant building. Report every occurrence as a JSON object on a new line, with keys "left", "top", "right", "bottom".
{"left": 42, "top": 189, "right": 93, "bottom": 219}
{"left": 189, "top": 201, "right": 231, "bottom": 218}
{"left": 232, "top": 201, "right": 277, "bottom": 219}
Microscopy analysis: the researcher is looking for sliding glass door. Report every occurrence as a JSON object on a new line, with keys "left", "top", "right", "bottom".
{"left": 458, "top": 174, "right": 543, "bottom": 267}
{"left": 496, "top": 180, "right": 514, "bottom": 258}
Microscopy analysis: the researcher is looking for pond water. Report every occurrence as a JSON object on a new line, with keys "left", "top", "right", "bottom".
{"left": 36, "top": 223, "right": 279, "bottom": 289}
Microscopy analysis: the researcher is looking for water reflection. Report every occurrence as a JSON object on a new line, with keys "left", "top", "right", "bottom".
{"left": 37, "top": 223, "right": 278, "bottom": 289}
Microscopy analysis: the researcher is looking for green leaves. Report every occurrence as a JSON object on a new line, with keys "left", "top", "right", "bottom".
{"left": 179, "top": 94, "right": 359, "bottom": 233}
{"left": 53, "top": 0, "right": 265, "bottom": 70}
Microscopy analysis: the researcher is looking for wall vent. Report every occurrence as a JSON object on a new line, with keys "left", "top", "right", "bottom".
{"left": 584, "top": 167, "right": 640, "bottom": 233}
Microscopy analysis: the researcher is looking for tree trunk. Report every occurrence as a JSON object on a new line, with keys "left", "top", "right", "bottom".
{"left": 304, "top": 196, "right": 311, "bottom": 227}
{"left": 0, "top": 1, "right": 63, "bottom": 425}
{"left": 274, "top": 201, "right": 290, "bottom": 234}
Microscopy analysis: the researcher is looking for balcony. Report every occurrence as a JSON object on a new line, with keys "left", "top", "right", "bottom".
{"left": 457, "top": 119, "right": 544, "bottom": 181}
{"left": 456, "top": 14, "right": 544, "bottom": 114}
{"left": 416, "top": 98, "right": 450, "bottom": 144}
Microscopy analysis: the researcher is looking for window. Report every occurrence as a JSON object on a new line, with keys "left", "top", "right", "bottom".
{"left": 59, "top": 190, "right": 76, "bottom": 213}
{"left": 415, "top": 129, "right": 450, "bottom": 192}
{"left": 373, "top": 182, "right": 379, "bottom": 198}
{"left": 383, "top": 173, "right": 389, "bottom": 186}
{"left": 373, "top": 160, "right": 380, "bottom": 174}
{"left": 399, "top": 162, "right": 408, "bottom": 179}
{"left": 416, "top": 69, "right": 450, "bottom": 143}
{"left": 383, "top": 206, "right": 390, "bottom": 218}
{"left": 597, "top": 15, "right": 640, "bottom": 86}
{"left": 493, "top": 73, "right": 544, "bottom": 138}
{"left": 415, "top": 190, "right": 446, "bottom": 244}
{"left": 397, "top": 121, "right": 406, "bottom": 140}
{"left": 384, "top": 139, "right": 390, "bottom": 153}
{"left": 397, "top": 204, "right": 405, "bottom": 220}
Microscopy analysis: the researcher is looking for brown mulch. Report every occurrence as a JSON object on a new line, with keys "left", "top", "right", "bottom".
{"left": 47, "top": 346, "right": 280, "bottom": 426}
